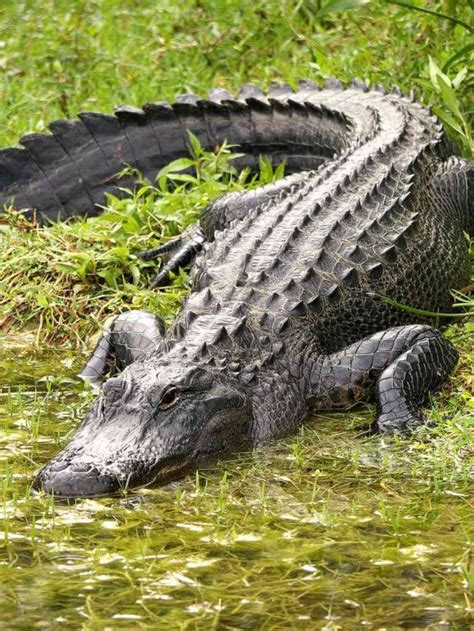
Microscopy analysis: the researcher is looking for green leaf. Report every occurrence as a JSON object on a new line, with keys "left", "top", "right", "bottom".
{"left": 167, "top": 173, "right": 199, "bottom": 184}
{"left": 96, "top": 211, "right": 123, "bottom": 223}
{"left": 187, "top": 131, "right": 203, "bottom": 158}
{"left": 437, "top": 75, "right": 461, "bottom": 118}
{"left": 433, "top": 107, "right": 465, "bottom": 136}
{"left": 452, "top": 67, "right": 468, "bottom": 90}
{"left": 274, "top": 161, "right": 287, "bottom": 181}
{"left": 428, "top": 56, "right": 452, "bottom": 92}
{"left": 36, "top": 294, "right": 49, "bottom": 308}
{"left": 443, "top": 43, "right": 474, "bottom": 72}
{"left": 97, "top": 267, "right": 122, "bottom": 287}
{"left": 386, "top": 1, "right": 473, "bottom": 33}
{"left": 106, "top": 246, "right": 129, "bottom": 261}
{"left": 129, "top": 264, "right": 141, "bottom": 286}
{"left": 54, "top": 263, "right": 80, "bottom": 276}
{"left": 316, "top": 0, "right": 370, "bottom": 17}
{"left": 375, "top": 294, "right": 474, "bottom": 318}
{"left": 158, "top": 158, "right": 195, "bottom": 178}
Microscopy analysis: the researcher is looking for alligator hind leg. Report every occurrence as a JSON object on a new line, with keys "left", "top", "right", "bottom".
{"left": 138, "top": 175, "right": 309, "bottom": 287}
{"left": 311, "top": 325, "right": 458, "bottom": 434}
{"left": 79, "top": 310, "right": 165, "bottom": 385}
{"left": 137, "top": 189, "right": 258, "bottom": 288}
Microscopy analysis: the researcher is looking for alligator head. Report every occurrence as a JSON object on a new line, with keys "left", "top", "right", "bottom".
{"left": 33, "top": 358, "right": 253, "bottom": 498}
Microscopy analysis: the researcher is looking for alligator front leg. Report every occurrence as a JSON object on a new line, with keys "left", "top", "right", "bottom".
{"left": 79, "top": 310, "right": 165, "bottom": 385}
{"left": 310, "top": 325, "right": 458, "bottom": 434}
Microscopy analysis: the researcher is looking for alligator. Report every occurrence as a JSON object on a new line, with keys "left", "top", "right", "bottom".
{"left": 1, "top": 79, "right": 472, "bottom": 498}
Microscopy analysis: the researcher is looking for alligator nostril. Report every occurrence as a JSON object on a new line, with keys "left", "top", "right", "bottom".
{"left": 48, "top": 460, "right": 70, "bottom": 472}
{"left": 70, "top": 462, "right": 94, "bottom": 474}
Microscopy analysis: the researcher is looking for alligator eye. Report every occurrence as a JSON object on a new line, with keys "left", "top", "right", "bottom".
{"left": 158, "top": 386, "right": 180, "bottom": 411}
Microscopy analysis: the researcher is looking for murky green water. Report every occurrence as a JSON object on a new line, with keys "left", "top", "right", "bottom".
{"left": 0, "top": 336, "right": 472, "bottom": 629}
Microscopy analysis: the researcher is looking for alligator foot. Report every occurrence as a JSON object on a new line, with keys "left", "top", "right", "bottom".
{"left": 79, "top": 310, "right": 165, "bottom": 385}
{"left": 138, "top": 225, "right": 206, "bottom": 288}
{"left": 312, "top": 325, "right": 459, "bottom": 435}
{"left": 373, "top": 329, "right": 458, "bottom": 435}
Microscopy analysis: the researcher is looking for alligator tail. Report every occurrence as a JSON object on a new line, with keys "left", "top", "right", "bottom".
{"left": 0, "top": 82, "right": 351, "bottom": 224}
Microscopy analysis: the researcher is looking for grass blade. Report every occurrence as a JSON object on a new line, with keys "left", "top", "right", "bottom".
{"left": 385, "top": 0, "right": 474, "bottom": 33}
{"left": 374, "top": 294, "right": 474, "bottom": 318}
{"left": 316, "top": 0, "right": 370, "bottom": 18}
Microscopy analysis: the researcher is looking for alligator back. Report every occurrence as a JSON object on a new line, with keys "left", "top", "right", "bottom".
{"left": 167, "top": 83, "right": 471, "bottom": 356}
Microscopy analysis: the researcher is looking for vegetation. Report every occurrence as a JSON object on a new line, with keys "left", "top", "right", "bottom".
{"left": 0, "top": 1, "right": 472, "bottom": 628}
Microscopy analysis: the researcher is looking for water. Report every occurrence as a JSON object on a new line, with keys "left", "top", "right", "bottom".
{"left": 0, "top": 335, "right": 472, "bottom": 629}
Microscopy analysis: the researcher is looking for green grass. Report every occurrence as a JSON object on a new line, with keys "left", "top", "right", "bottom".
{"left": 0, "top": 1, "right": 473, "bottom": 628}
{"left": 0, "top": 0, "right": 472, "bottom": 342}
{"left": 0, "top": 141, "right": 283, "bottom": 342}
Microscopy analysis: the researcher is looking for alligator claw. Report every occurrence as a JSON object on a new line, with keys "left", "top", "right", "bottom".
{"left": 150, "top": 268, "right": 173, "bottom": 289}
{"left": 138, "top": 225, "right": 206, "bottom": 289}
{"left": 138, "top": 236, "right": 184, "bottom": 261}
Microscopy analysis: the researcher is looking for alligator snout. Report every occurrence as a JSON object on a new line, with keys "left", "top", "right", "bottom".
{"left": 33, "top": 461, "right": 123, "bottom": 498}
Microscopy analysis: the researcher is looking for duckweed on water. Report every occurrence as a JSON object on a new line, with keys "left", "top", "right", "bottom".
{"left": 0, "top": 335, "right": 472, "bottom": 629}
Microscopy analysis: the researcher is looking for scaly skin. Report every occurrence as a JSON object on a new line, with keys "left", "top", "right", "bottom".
{"left": 1, "top": 79, "right": 471, "bottom": 498}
